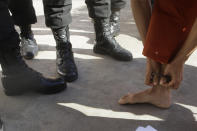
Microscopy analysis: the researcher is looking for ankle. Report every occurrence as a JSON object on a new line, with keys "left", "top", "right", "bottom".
{"left": 52, "top": 26, "right": 70, "bottom": 42}
{"left": 20, "top": 25, "right": 34, "bottom": 39}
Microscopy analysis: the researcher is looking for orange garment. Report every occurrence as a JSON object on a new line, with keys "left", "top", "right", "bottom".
{"left": 143, "top": 0, "right": 197, "bottom": 64}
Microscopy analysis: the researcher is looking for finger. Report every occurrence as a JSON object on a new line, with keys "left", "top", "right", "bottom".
{"left": 153, "top": 73, "right": 160, "bottom": 86}
{"left": 172, "top": 77, "right": 182, "bottom": 89}
{"left": 180, "top": 70, "right": 183, "bottom": 81}
{"left": 172, "top": 81, "right": 180, "bottom": 90}
{"left": 173, "top": 84, "right": 179, "bottom": 90}
{"left": 145, "top": 72, "right": 154, "bottom": 86}
{"left": 160, "top": 76, "right": 167, "bottom": 85}
{"left": 167, "top": 77, "right": 181, "bottom": 89}
{"left": 163, "top": 68, "right": 169, "bottom": 77}
{"left": 162, "top": 78, "right": 175, "bottom": 88}
{"left": 145, "top": 77, "right": 153, "bottom": 86}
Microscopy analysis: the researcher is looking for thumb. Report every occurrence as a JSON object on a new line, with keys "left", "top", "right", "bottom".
{"left": 163, "top": 67, "right": 169, "bottom": 76}
{"left": 145, "top": 71, "right": 153, "bottom": 86}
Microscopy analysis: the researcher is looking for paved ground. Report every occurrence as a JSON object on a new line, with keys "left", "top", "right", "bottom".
{"left": 1, "top": 0, "right": 197, "bottom": 131}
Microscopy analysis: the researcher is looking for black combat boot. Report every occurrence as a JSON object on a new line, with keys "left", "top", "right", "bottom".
{"left": 93, "top": 18, "right": 133, "bottom": 61}
{"left": 0, "top": 47, "right": 67, "bottom": 96}
{"left": 52, "top": 26, "right": 78, "bottom": 82}
{"left": 110, "top": 11, "right": 121, "bottom": 36}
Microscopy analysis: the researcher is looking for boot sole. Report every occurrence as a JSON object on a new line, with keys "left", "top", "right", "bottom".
{"left": 36, "top": 84, "right": 67, "bottom": 95}
{"left": 1, "top": 77, "right": 67, "bottom": 96}
{"left": 93, "top": 46, "right": 133, "bottom": 61}
{"left": 23, "top": 52, "right": 34, "bottom": 60}
{"left": 57, "top": 69, "right": 78, "bottom": 82}
{"left": 3, "top": 88, "right": 24, "bottom": 96}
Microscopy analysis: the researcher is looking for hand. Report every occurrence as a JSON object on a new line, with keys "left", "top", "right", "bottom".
{"left": 160, "top": 59, "right": 184, "bottom": 89}
{"left": 145, "top": 58, "right": 162, "bottom": 86}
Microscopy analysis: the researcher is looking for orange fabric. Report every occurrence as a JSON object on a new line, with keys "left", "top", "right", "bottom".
{"left": 143, "top": 0, "right": 197, "bottom": 64}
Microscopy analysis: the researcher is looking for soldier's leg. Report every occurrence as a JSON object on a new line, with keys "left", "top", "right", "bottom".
{"left": 43, "top": 0, "right": 72, "bottom": 29}
{"left": 8, "top": 0, "right": 36, "bottom": 26}
{"left": 111, "top": 0, "right": 126, "bottom": 11}
{"left": 8, "top": 0, "right": 38, "bottom": 59}
{"left": 85, "top": 0, "right": 111, "bottom": 18}
{"left": 43, "top": 0, "right": 78, "bottom": 82}
{"left": 110, "top": 0, "right": 126, "bottom": 36}
{"left": 85, "top": 0, "right": 133, "bottom": 61}
{"left": 0, "top": 0, "right": 66, "bottom": 96}
{"left": 0, "top": 0, "right": 19, "bottom": 49}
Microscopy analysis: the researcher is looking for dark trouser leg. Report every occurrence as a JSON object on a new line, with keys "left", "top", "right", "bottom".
{"left": 43, "top": 0, "right": 72, "bottom": 29}
{"left": 8, "top": 0, "right": 37, "bottom": 35}
{"left": 111, "top": 0, "right": 126, "bottom": 11}
{"left": 43, "top": 0, "right": 78, "bottom": 82}
{"left": 8, "top": 0, "right": 38, "bottom": 59}
{"left": 0, "top": 1, "right": 66, "bottom": 95}
{"left": 85, "top": 0, "right": 111, "bottom": 19}
{"left": 8, "top": 0, "right": 37, "bottom": 26}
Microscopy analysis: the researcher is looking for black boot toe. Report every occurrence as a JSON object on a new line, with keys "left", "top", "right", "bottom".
{"left": 93, "top": 18, "right": 133, "bottom": 61}
{"left": 36, "top": 77, "right": 67, "bottom": 94}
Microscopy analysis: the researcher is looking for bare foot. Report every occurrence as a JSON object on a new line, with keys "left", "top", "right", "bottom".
{"left": 118, "top": 87, "right": 171, "bottom": 108}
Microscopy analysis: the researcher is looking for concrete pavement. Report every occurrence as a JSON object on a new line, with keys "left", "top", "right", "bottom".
{"left": 0, "top": 0, "right": 197, "bottom": 130}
